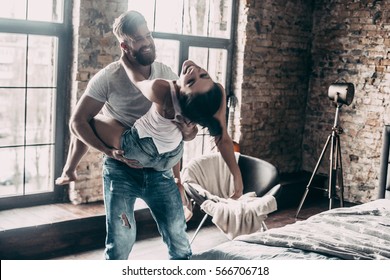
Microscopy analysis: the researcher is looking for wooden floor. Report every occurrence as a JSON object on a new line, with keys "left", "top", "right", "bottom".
{"left": 1, "top": 170, "right": 338, "bottom": 260}
{"left": 0, "top": 194, "right": 352, "bottom": 260}
{"left": 51, "top": 198, "right": 339, "bottom": 260}
{"left": 52, "top": 224, "right": 230, "bottom": 260}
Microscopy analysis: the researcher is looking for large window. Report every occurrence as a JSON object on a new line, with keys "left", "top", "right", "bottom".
{"left": 129, "top": 0, "right": 237, "bottom": 165}
{"left": 0, "top": 0, "right": 71, "bottom": 210}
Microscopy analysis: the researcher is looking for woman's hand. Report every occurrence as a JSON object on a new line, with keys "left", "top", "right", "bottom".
{"left": 230, "top": 177, "right": 243, "bottom": 200}
{"left": 230, "top": 189, "right": 243, "bottom": 200}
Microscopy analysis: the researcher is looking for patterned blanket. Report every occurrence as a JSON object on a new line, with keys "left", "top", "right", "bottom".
{"left": 235, "top": 199, "right": 390, "bottom": 260}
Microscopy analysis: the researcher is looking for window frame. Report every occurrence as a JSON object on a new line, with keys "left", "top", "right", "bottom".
{"left": 0, "top": 0, "right": 72, "bottom": 210}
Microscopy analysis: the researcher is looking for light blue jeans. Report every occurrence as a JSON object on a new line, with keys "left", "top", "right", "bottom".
{"left": 121, "top": 127, "right": 184, "bottom": 171}
{"left": 103, "top": 157, "right": 192, "bottom": 260}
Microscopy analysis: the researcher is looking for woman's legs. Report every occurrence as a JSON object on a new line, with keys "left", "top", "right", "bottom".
{"left": 90, "top": 114, "right": 126, "bottom": 150}
{"left": 55, "top": 114, "right": 126, "bottom": 185}
{"left": 55, "top": 136, "right": 89, "bottom": 185}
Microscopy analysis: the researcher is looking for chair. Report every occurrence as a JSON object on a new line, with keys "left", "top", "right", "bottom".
{"left": 182, "top": 152, "right": 281, "bottom": 244}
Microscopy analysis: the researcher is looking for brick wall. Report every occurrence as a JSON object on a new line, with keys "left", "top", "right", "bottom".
{"left": 232, "top": 0, "right": 313, "bottom": 172}
{"left": 68, "top": 0, "right": 127, "bottom": 204}
{"left": 302, "top": 0, "right": 390, "bottom": 203}
{"left": 68, "top": 0, "right": 389, "bottom": 204}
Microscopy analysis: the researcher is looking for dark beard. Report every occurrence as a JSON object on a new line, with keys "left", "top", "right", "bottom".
{"left": 134, "top": 45, "right": 156, "bottom": 66}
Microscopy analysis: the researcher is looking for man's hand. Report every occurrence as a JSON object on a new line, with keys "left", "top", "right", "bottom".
{"left": 174, "top": 118, "right": 198, "bottom": 141}
{"left": 106, "top": 148, "right": 143, "bottom": 168}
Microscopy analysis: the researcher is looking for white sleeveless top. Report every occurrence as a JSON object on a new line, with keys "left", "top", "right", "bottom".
{"left": 134, "top": 81, "right": 183, "bottom": 154}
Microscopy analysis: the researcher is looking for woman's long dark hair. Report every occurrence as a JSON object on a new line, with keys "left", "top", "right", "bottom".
{"left": 178, "top": 83, "right": 223, "bottom": 136}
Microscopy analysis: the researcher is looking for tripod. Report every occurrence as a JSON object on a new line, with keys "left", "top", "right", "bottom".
{"left": 295, "top": 103, "right": 345, "bottom": 218}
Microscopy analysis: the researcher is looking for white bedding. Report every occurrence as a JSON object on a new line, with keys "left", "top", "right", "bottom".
{"left": 192, "top": 199, "right": 390, "bottom": 260}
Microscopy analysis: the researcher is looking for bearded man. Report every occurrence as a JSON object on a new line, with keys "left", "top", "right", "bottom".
{"left": 68, "top": 11, "right": 195, "bottom": 260}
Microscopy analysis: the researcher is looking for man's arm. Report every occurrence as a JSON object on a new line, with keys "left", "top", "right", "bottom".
{"left": 69, "top": 95, "right": 124, "bottom": 160}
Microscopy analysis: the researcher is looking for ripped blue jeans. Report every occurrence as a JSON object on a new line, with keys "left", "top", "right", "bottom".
{"left": 103, "top": 157, "right": 191, "bottom": 260}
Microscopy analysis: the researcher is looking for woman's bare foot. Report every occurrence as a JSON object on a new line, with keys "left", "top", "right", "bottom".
{"left": 55, "top": 171, "right": 77, "bottom": 185}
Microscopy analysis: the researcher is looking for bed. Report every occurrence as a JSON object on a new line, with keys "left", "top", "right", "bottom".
{"left": 192, "top": 125, "right": 390, "bottom": 260}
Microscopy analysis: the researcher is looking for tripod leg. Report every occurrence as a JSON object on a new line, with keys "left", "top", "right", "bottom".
{"left": 336, "top": 135, "right": 344, "bottom": 207}
{"left": 328, "top": 132, "right": 337, "bottom": 210}
{"left": 295, "top": 134, "right": 331, "bottom": 218}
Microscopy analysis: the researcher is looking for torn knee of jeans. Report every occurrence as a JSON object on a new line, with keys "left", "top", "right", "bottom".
{"left": 120, "top": 213, "right": 131, "bottom": 229}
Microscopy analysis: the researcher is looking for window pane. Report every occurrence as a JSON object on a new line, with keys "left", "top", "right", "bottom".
{"left": 155, "top": 0, "right": 183, "bottom": 33}
{"left": 0, "top": 89, "right": 25, "bottom": 147}
{"left": 0, "top": 0, "right": 63, "bottom": 22}
{"left": 154, "top": 38, "right": 180, "bottom": 75}
{"left": 0, "top": 33, "right": 27, "bottom": 87}
{"left": 183, "top": 128, "right": 217, "bottom": 166}
{"left": 28, "top": 35, "right": 58, "bottom": 87}
{"left": 182, "top": 0, "right": 231, "bottom": 38}
{"left": 189, "top": 46, "right": 227, "bottom": 85}
{"left": 25, "top": 145, "right": 54, "bottom": 194}
{"left": 128, "top": 0, "right": 155, "bottom": 30}
{"left": 27, "top": 0, "right": 63, "bottom": 22}
{"left": 183, "top": 0, "right": 209, "bottom": 36}
{"left": 26, "top": 89, "right": 55, "bottom": 145}
{"left": 0, "top": 147, "right": 25, "bottom": 197}
{"left": 0, "top": 0, "right": 26, "bottom": 20}
{"left": 0, "top": 146, "right": 55, "bottom": 196}
{"left": 207, "top": 48, "right": 227, "bottom": 85}
{"left": 189, "top": 47, "right": 208, "bottom": 72}
{"left": 208, "top": 0, "right": 232, "bottom": 38}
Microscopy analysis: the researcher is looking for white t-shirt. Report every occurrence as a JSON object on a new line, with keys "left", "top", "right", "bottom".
{"left": 134, "top": 81, "right": 183, "bottom": 154}
{"left": 85, "top": 60, "right": 179, "bottom": 128}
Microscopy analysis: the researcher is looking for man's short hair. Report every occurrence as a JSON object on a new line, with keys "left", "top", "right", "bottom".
{"left": 113, "top": 10, "right": 147, "bottom": 42}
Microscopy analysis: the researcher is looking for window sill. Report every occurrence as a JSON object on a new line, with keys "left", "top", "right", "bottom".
{"left": 0, "top": 199, "right": 149, "bottom": 232}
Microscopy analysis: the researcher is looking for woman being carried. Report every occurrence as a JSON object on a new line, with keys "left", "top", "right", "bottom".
{"left": 56, "top": 58, "right": 243, "bottom": 219}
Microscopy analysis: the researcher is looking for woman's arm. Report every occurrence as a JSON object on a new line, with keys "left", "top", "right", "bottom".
{"left": 213, "top": 85, "right": 243, "bottom": 199}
